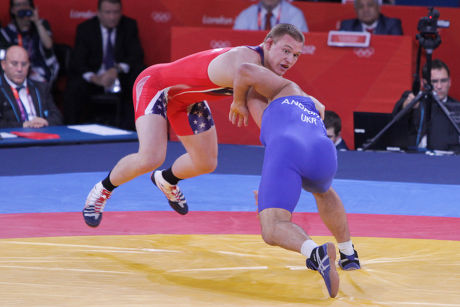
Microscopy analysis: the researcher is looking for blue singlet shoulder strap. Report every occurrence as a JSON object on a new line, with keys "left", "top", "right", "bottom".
{"left": 245, "top": 45, "right": 265, "bottom": 66}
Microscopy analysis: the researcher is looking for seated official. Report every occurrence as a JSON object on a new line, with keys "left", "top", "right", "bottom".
{"left": 339, "top": 0, "right": 403, "bottom": 35}
{"left": 324, "top": 110, "right": 349, "bottom": 151}
{"left": 0, "top": 45, "right": 62, "bottom": 128}
{"left": 392, "top": 59, "right": 460, "bottom": 152}
{"left": 63, "top": 0, "right": 144, "bottom": 130}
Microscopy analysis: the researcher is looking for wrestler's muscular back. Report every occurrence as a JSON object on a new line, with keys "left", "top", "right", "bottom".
{"left": 207, "top": 46, "right": 263, "bottom": 88}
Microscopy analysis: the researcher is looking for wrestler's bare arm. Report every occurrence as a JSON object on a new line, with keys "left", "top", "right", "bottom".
{"left": 230, "top": 63, "right": 325, "bottom": 125}
{"left": 234, "top": 63, "right": 291, "bottom": 102}
{"left": 247, "top": 88, "right": 268, "bottom": 129}
{"left": 229, "top": 63, "right": 292, "bottom": 126}
{"left": 208, "top": 46, "right": 262, "bottom": 88}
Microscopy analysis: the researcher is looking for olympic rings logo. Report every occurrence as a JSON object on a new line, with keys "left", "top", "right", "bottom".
{"left": 151, "top": 11, "right": 171, "bottom": 23}
{"left": 210, "top": 40, "right": 231, "bottom": 49}
{"left": 353, "top": 47, "right": 375, "bottom": 58}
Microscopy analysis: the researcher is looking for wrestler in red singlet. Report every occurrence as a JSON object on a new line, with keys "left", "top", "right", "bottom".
{"left": 133, "top": 46, "right": 263, "bottom": 136}
{"left": 132, "top": 47, "right": 232, "bottom": 135}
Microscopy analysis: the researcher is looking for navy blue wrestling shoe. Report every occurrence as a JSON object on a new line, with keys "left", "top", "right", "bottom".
{"left": 82, "top": 182, "right": 111, "bottom": 227}
{"left": 338, "top": 248, "right": 361, "bottom": 270}
{"left": 306, "top": 242, "right": 340, "bottom": 298}
{"left": 152, "top": 170, "right": 188, "bottom": 215}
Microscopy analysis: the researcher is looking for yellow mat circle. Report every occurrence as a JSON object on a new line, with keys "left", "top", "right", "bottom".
{"left": 1, "top": 235, "right": 459, "bottom": 306}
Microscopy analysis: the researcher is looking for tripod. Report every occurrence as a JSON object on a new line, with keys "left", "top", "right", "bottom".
{"left": 362, "top": 13, "right": 460, "bottom": 151}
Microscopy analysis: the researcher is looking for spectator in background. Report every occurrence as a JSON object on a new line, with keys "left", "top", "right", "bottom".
{"left": 234, "top": 0, "right": 309, "bottom": 32}
{"left": 0, "top": 0, "right": 59, "bottom": 84}
{"left": 64, "top": 0, "right": 144, "bottom": 130}
{"left": 324, "top": 110, "right": 349, "bottom": 151}
{"left": 0, "top": 45, "right": 62, "bottom": 128}
{"left": 339, "top": 0, "right": 402, "bottom": 35}
{"left": 392, "top": 59, "right": 460, "bottom": 152}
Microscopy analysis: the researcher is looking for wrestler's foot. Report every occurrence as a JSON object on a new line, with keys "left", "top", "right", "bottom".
{"left": 82, "top": 182, "right": 111, "bottom": 227}
{"left": 306, "top": 242, "right": 339, "bottom": 298}
{"left": 338, "top": 248, "right": 361, "bottom": 270}
{"left": 152, "top": 170, "right": 188, "bottom": 215}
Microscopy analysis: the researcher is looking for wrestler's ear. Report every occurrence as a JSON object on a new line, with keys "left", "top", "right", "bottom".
{"left": 265, "top": 37, "right": 274, "bottom": 50}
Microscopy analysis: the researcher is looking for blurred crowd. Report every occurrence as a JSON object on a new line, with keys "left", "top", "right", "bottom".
{"left": 1, "top": 0, "right": 458, "bottom": 152}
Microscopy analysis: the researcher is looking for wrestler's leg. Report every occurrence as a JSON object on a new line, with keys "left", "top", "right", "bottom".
{"left": 173, "top": 126, "right": 218, "bottom": 179}
{"left": 259, "top": 208, "right": 310, "bottom": 252}
{"left": 299, "top": 136, "right": 352, "bottom": 246}
{"left": 82, "top": 113, "right": 168, "bottom": 227}
{"left": 258, "top": 207, "right": 339, "bottom": 298}
{"left": 257, "top": 141, "right": 306, "bottom": 250}
{"left": 313, "top": 187, "right": 360, "bottom": 270}
{"left": 109, "top": 114, "right": 168, "bottom": 186}
{"left": 313, "top": 187, "right": 350, "bottom": 243}
{"left": 256, "top": 138, "right": 339, "bottom": 297}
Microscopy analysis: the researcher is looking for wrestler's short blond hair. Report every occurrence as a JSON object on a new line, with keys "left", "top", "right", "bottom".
{"left": 264, "top": 23, "right": 305, "bottom": 44}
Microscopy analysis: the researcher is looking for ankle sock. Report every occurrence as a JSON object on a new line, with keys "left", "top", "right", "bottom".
{"left": 337, "top": 240, "right": 354, "bottom": 256}
{"left": 301, "top": 239, "right": 318, "bottom": 258}
{"left": 162, "top": 168, "right": 181, "bottom": 185}
{"left": 101, "top": 172, "right": 117, "bottom": 192}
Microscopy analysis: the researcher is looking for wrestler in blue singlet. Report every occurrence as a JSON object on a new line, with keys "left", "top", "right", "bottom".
{"left": 258, "top": 95, "right": 337, "bottom": 213}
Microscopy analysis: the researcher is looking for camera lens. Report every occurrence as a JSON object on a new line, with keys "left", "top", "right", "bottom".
{"left": 17, "top": 9, "right": 33, "bottom": 18}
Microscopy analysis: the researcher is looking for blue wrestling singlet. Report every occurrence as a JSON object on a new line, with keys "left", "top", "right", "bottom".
{"left": 258, "top": 95, "right": 337, "bottom": 213}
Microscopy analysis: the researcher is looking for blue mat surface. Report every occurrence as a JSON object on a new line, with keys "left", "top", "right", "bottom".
{"left": 1, "top": 142, "right": 460, "bottom": 220}
{"left": 1, "top": 172, "right": 459, "bottom": 218}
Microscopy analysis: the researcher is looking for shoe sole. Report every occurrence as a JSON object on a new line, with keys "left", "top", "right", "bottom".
{"left": 325, "top": 242, "right": 340, "bottom": 298}
{"left": 339, "top": 263, "right": 360, "bottom": 271}
{"left": 82, "top": 211, "right": 102, "bottom": 227}
{"left": 338, "top": 250, "right": 361, "bottom": 271}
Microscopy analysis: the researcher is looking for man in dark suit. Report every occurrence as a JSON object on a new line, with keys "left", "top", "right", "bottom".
{"left": 339, "top": 0, "right": 403, "bottom": 35}
{"left": 0, "top": 45, "right": 62, "bottom": 128}
{"left": 392, "top": 59, "right": 460, "bottom": 152}
{"left": 64, "top": 0, "right": 144, "bottom": 130}
{"left": 324, "top": 110, "right": 349, "bottom": 151}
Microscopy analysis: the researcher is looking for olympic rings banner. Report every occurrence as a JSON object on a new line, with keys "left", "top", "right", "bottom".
{"left": 0, "top": 1, "right": 458, "bottom": 76}
{"left": 0, "top": 0, "right": 459, "bottom": 146}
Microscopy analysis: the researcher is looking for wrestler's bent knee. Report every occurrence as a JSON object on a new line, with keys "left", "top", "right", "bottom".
{"left": 260, "top": 227, "right": 277, "bottom": 246}
{"left": 136, "top": 154, "right": 165, "bottom": 174}
{"left": 259, "top": 214, "right": 277, "bottom": 246}
{"left": 197, "top": 157, "right": 217, "bottom": 174}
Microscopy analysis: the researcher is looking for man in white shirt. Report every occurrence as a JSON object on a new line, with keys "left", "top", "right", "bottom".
{"left": 234, "top": 0, "right": 309, "bottom": 32}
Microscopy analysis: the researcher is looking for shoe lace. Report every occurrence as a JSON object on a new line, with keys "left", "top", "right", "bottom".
{"left": 307, "top": 246, "right": 330, "bottom": 273}
{"left": 317, "top": 252, "right": 330, "bottom": 273}
{"left": 160, "top": 183, "right": 182, "bottom": 202}
{"left": 87, "top": 187, "right": 111, "bottom": 213}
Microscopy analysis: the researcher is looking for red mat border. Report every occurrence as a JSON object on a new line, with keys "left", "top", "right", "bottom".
{"left": 1, "top": 211, "right": 459, "bottom": 240}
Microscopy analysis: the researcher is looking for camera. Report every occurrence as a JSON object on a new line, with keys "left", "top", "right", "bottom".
{"left": 365, "top": 7, "right": 455, "bottom": 151}
{"left": 17, "top": 9, "right": 33, "bottom": 18}
{"left": 415, "top": 7, "right": 450, "bottom": 52}
{"left": 417, "top": 7, "right": 450, "bottom": 35}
